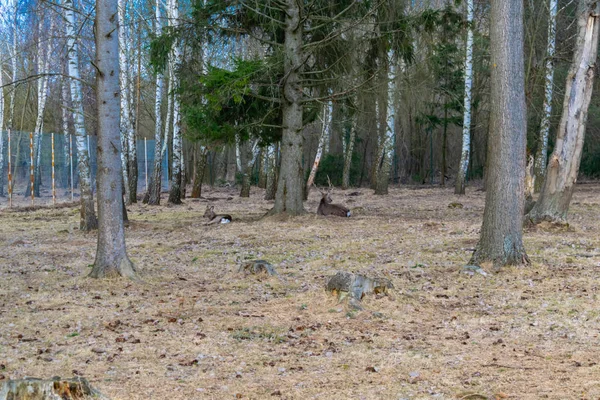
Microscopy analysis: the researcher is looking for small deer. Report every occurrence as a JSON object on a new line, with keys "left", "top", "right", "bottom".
{"left": 316, "top": 177, "right": 351, "bottom": 217}
{"left": 203, "top": 205, "right": 232, "bottom": 225}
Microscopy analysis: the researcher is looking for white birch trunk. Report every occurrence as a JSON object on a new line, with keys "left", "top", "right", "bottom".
{"left": 167, "top": 0, "right": 183, "bottom": 204}
{"left": 306, "top": 100, "right": 332, "bottom": 190}
{"left": 455, "top": 0, "right": 474, "bottom": 195}
{"left": 64, "top": 0, "right": 97, "bottom": 230}
{"left": 127, "top": 17, "right": 138, "bottom": 202}
{"left": 533, "top": 0, "right": 558, "bottom": 192}
{"left": 61, "top": 79, "right": 71, "bottom": 190}
{"left": 29, "top": 16, "right": 53, "bottom": 197}
{"left": 8, "top": 0, "right": 18, "bottom": 131}
{"left": 146, "top": 0, "right": 165, "bottom": 205}
{"left": 118, "top": 0, "right": 133, "bottom": 202}
{"left": 375, "top": 52, "right": 396, "bottom": 195}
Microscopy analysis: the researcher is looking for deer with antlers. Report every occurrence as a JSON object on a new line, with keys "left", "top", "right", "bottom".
{"left": 315, "top": 177, "right": 351, "bottom": 217}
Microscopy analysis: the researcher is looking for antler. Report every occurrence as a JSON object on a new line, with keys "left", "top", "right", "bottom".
{"left": 326, "top": 175, "right": 334, "bottom": 192}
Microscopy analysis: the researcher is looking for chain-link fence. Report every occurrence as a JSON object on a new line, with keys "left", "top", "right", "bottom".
{"left": 0, "top": 131, "right": 169, "bottom": 208}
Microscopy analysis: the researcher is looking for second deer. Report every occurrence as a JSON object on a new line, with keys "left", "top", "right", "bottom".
{"left": 203, "top": 205, "right": 233, "bottom": 225}
{"left": 316, "top": 178, "right": 351, "bottom": 217}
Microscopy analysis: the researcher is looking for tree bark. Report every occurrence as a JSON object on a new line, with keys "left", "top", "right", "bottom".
{"left": 90, "top": 0, "right": 136, "bottom": 279}
{"left": 145, "top": 0, "right": 165, "bottom": 205}
{"left": 533, "top": 0, "right": 558, "bottom": 193}
{"left": 470, "top": 0, "right": 529, "bottom": 267}
{"left": 64, "top": 0, "right": 97, "bottom": 230}
{"left": 528, "top": 0, "right": 600, "bottom": 225}
{"left": 265, "top": 144, "right": 277, "bottom": 200}
{"left": 375, "top": 52, "right": 395, "bottom": 195}
{"left": 191, "top": 145, "right": 207, "bottom": 198}
{"left": 306, "top": 100, "right": 331, "bottom": 195}
{"left": 455, "top": 0, "right": 474, "bottom": 195}
{"left": 270, "top": 0, "right": 305, "bottom": 215}
{"left": 342, "top": 115, "right": 356, "bottom": 190}
{"left": 167, "top": 0, "right": 183, "bottom": 204}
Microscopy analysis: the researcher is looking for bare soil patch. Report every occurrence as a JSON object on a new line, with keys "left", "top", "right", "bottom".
{"left": 1, "top": 184, "right": 599, "bottom": 399}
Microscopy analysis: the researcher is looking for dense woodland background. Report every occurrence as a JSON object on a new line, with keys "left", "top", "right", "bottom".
{"left": 0, "top": 0, "right": 598, "bottom": 204}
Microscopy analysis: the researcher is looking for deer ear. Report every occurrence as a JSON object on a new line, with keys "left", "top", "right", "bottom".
{"left": 210, "top": 206, "right": 214, "bottom": 210}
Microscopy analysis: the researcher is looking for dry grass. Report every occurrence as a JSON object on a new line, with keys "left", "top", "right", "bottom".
{"left": 1, "top": 183, "right": 599, "bottom": 400}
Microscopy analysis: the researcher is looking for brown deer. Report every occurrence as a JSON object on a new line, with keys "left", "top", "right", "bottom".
{"left": 203, "top": 205, "right": 232, "bottom": 225}
{"left": 316, "top": 177, "right": 351, "bottom": 217}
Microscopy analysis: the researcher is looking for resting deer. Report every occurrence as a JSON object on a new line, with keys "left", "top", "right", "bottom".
{"left": 316, "top": 178, "right": 351, "bottom": 217}
{"left": 203, "top": 205, "right": 232, "bottom": 225}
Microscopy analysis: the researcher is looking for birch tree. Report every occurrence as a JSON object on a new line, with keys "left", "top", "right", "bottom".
{"left": 167, "top": 0, "right": 183, "bottom": 204}
{"left": 455, "top": 0, "right": 474, "bottom": 195}
{"left": 118, "top": 0, "right": 134, "bottom": 203}
{"left": 64, "top": 0, "right": 97, "bottom": 230}
{"left": 0, "top": 47, "right": 4, "bottom": 196}
{"left": 528, "top": 0, "right": 600, "bottom": 225}
{"left": 145, "top": 0, "right": 165, "bottom": 205}
{"left": 29, "top": 14, "right": 54, "bottom": 197}
{"left": 374, "top": 52, "right": 396, "bottom": 195}
{"left": 533, "top": 0, "right": 558, "bottom": 193}
{"left": 61, "top": 78, "right": 71, "bottom": 190}
{"left": 90, "top": 0, "right": 137, "bottom": 279}
{"left": 470, "top": 0, "right": 529, "bottom": 267}
{"left": 306, "top": 100, "right": 332, "bottom": 191}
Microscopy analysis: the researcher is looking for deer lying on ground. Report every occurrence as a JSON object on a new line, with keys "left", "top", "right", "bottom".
{"left": 316, "top": 178, "right": 351, "bottom": 217}
{"left": 203, "top": 205, "right": 232, "bottom": 225}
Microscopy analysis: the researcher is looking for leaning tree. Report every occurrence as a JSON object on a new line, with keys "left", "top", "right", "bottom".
{"left": 527, "top": 0, "right": 600, "bottom": 225}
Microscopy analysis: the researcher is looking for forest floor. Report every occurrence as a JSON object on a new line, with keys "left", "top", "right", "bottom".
{"left": 1, "top": 183, "right": 600, "bottom": 400}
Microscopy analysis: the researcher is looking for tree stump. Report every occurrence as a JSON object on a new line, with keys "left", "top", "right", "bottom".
{"left": 0, "top": 376, "right": 107, "bottom": 400}
{"left": 325, "top": 271, "right": 393, "bottom": 309}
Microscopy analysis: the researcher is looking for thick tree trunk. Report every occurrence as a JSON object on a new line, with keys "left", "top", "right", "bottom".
{"left": 270, "top": 0, "right": 305, "bottom": 215}
{"left": 528, "top": 0, "right": 600, "bottom": 225}
{"left": 239, "top": 139, "right": 259, "bottom": 198}
{"left": 90, "top": 0, "right": 136, "bottom": 279}
{"left": 64, "top": 0, "right": 97, "bottom": 230}
{"left": 455, "top": 0, "right": 474, "bottom": 195}
{"left": 533, "top": 0, "right": 558, "bottom": 193}
{"left": 470, "top": 0, "right": 529, "bottom": 267}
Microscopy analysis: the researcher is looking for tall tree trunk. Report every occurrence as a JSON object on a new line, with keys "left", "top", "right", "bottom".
{"left": 0, "top": 47, "right": 4, "bottom": 197}
{"left": 145, "top": 0, "right": 165, "bottom": 205}
{"left": 455, "top": 0, "right": 474, "bottom": 195}
{"left": 191, "top": 144, "right": 207, "bottom": 198}
{"left": 270, "top": 0, "right": 305, "bottom": 215}
{"left": 64, "top": 0, "right": 97, "bottom": 230}
{"left": 118, "top": 0, "right": 135, "bottom": 204}
{"left": 61, "top": 78, "right": 71, "bottom": 189}
{"left": 28, "top": 16, "right": 53, "bottom": 198}
{"left": 470, "top": 0, "right": 529, "bottom": 267}
{"left": 265, "top": 144, "right": 277, "bottom": 201}
{"left": 528, "top": 0, "right": 600, "bottom": 225}
{"left": 257, "top": 148, "right": 267, "bottom": 188}
{"left": 342, "top": 115, "right": 356, "bottom": 190}
{"left": 239, "top": 139, "right": 259, "bottom": 198}
{"left": 306, "top": 100, "right": 331, "bottom": 195}
{"left": 533, "top": 0, "right": 558, "bottom": 193}
{"left": 329, "top": 99, "right": 344, "bottom": 157}
{"left": 90, "top": 0, "right": 136, "bottom": 279}
{"left": 375, "top": 53, "right": 395, "bottom": 195}
{"left": 167, "top": 0, "right": 183, "bottom": 204}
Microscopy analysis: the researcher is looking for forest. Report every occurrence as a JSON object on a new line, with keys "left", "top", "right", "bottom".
{"left": 0, "top": 0, "right": 600, "bottom": 399}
